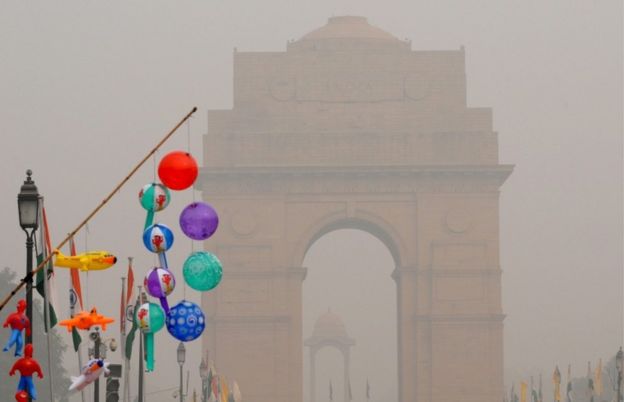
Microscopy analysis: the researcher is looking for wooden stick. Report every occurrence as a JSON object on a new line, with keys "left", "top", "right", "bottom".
{"left": 0, "top": 106, "right": 198, "bottom": 312}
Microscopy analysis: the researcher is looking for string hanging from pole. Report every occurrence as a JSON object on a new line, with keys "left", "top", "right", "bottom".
{"left": 84, "top": 223, "right": 90, "bottom": 309}
{"left": 0, "top": 107, "right": 198, "bottom": 312}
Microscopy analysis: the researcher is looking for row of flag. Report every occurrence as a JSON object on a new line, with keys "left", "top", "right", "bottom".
{"left": 509, "top": 360, "right": 609, "bottom": 402}
{"left": 201, "top": 358, "right": 242, "bottom": 402}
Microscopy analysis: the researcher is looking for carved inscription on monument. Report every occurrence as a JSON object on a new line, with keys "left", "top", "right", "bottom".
{"left": 295, "top": 72, "right": 404, "bottom": 102}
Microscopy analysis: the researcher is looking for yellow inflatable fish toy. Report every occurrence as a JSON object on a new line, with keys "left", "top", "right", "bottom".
{"left": 54, "top": 250, "right": 117, "bottom": 272}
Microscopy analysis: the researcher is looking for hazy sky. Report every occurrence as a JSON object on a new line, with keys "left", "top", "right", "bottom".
{"left": 0, "top": 1, "right": 621, "bottom": 401}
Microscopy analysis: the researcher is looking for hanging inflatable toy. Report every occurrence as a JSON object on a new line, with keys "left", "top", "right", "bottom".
{"left": 68, "top": 358, "right": 110, "bottom": 392}
{"left": 135, "top": 302, "right": 165, "bottom": 372}
{"left": 59, "top": 307, "right": 115, "bottom": 332}
{"left": 143, "top": 223, "right": 174, "bottom": 269}
{"left": 183, "top": 251, "right": 223, "bottom": 291}
{"left": 144, "top": 267, "right": 176, "bottom": 313}
{"left": 158, "top": 151, "right": 198, "bottom": 191}
{"left": 166, "top": 300, "right": 205, "bottom": 342}
{"left": 139, "top": 183, "right": 171, "bottom": 230}
{"left": 179, "top": 202, "right": 219, "bottom": 241}
{"left": 9, "top": 344, "right": 43, "bottom": 400}
{"left": 54, "top": 250, "right": 117, "bottom": 272}
{"left": 3, "top": 299, "right": 30, "bottom": 357}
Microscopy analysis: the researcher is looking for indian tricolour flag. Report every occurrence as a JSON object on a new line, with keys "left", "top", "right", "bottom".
{"left": 35, "top": 203, "right": 59, "bottom": 329}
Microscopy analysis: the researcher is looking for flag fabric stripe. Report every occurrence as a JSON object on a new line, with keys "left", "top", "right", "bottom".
{"left": 69, "top": 237, "right": 83, "bottom": 311}
{"left": 220, "top": 377, "right": 229, "bottom": 402}
{"left": 68, "top": 237, "right": 82, "bottom": 352}
{"left": 126, "top": 263, "right": 134, "bottom": 305}
{"left": 520, "top": 381, "right": 527, "bottom": 402}
{"left": 124, "top": 294, "right": 140, "bottom": 360}
{"left": 553, "top": 366, "right": 561, "bottom": 402}
{"left": 594, "top": 364, "right": 601, "bottom": 396}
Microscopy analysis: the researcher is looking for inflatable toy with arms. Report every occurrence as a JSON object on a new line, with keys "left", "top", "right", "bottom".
{"left": 3, "top": 299, "right": 30, "bottom": 357}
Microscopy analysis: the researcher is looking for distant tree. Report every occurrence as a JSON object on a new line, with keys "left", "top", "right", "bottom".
{"left": 0, "top": 267, "right": 70, "bottom": 401}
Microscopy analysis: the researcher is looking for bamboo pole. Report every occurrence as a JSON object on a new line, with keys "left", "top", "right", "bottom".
{"left": 0, "top": 106, "right": 198, "bottom": 312}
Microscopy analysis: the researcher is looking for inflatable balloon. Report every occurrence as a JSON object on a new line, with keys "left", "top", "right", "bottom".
{"left": 3, "top": 299, "right": 30, "bottom": 357}
{"left": 15, "top": 390, "right": 28, "bottom": 402}
{"left": 144, "top": 267, "right": 176, "bottom": 313}
{"left": 179, "top": 202, "right": 219, "bottom": 241}
{"left": 9, "top": 344, "right": 43, "bottom": 400}
{"left": 139, "top": 183, "right": 171, "bottom": 230}
{"left": 135, "top": 303, "right": 165, "bottom": 372}
{"left": 166, "top": 300, "right": 205, "bottom": 342}
{"left": 183, "top": 251, "right": 222, "bottom": 291}
{"left": 158, "top": 151, "right": 198, "bottom": 191}
{"left": 143, "top": 223, "right": 174, "bottom": 268}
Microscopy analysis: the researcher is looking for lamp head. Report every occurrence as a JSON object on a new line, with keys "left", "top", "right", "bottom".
{"left": 17, "top": 170, "right": 40, "bottom": 230}
{"left": 177, "top": 341, "right": 186, "bottom": 365}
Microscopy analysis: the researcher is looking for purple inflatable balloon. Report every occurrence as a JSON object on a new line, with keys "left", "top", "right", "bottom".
{"left": 179, "top": 202, "right": 219, "bottom": 241}
{"left": 144, "top": 267, "right": 175, "bottom": 313}
{"left": 144, "top": 267, "right": 176, "bottom": 298}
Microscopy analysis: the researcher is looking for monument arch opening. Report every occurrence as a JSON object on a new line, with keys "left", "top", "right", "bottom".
{"left": 302, "top": 228, "right": 398, "bottom": 402}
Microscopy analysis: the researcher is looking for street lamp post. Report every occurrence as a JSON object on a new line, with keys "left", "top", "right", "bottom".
{"left": 616, "top": 347, "right": 623, "bottom": 402}
{"left": 178, "top": 342, "right": 186, "bottom": 402}
{"left": 17, "top": 169, "right": 40, "bottom": 346}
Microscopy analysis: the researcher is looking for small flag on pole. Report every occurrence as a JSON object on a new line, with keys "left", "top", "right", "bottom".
{"left": 566, "top": 365, "right": 572, "bottom": 402}
{"left": 124, "top": 293, "right": 141, "bottom": 360}
{"left": 232, "top": 381, "right": 242, "bottom": 402}
{"left": 35, "top": 205, "right": 58, "bottom": 329}
{"left": 553, "top": 366, "right": 561, "bottom": 402}
{"left": 68, "top": 236, "right": 82, "bottom": 352}
{"left": 587, "top": 362, "right": 594, "bottom": 402}
{"left": 520, "top": 381, "right": 528, "bottom": 402}
{"left": 220, "top": 376, "right": 229, "bottom": 402}
{"left": 126, "top": 261, "right": 134, "bottom": 305}
{"left": 594, "top": 359, "right": 602, "bottom": 396}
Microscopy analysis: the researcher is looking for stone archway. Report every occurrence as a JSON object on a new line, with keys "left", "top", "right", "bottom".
{"left": 197, "top": 15, "right": 512, "bottom": 402}
{"left": 305, "top": 310, "right": 356, "bottom": 402}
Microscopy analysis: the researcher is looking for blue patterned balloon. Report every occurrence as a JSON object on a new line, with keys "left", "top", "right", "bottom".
{"left": 143, "top": 223, "right": 174, "bottom": 253}
{"left": 166, "top": 300, "right": 205, "bottom": 342}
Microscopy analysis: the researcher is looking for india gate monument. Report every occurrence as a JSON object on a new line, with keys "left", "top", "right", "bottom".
{"left": 197, "top": 16, "right": 513, "bottom": 402}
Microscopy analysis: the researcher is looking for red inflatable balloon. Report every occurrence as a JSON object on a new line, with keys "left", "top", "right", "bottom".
{"left": 158, "top": 151, "right": 198, "bottom": 191}
{"left": 15, "top": 391, "right": 28, "bottom": 402}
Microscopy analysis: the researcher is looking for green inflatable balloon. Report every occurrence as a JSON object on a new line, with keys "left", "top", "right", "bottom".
{"left": 183, "top": 251, "right": 222, "bottom": 291}
{"left": 136, "top": 302, "right": 165, "bottom": 372}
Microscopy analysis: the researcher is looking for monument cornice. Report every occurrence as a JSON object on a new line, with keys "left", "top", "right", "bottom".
{"left": 413, "top": 313, "right": 505, "bottom": 322}
{"left": 197, "top": 164, "right": 513, "bottom": 195}
{"left": 199, "top": 164, "right": 513, "bottom": 177}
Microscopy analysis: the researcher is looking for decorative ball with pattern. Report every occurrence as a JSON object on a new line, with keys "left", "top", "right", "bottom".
{"left": 166, "top": 300, "right": 205, "bottom": 342}
{"left": 144, "top": 267, "right": 175, "bottom": 299}
{"left": 182, "top": 251, "right": 223, "bottom": 292}
{"left": 139, "top": 183, "right": 171, "bottom": 212}
{"left": 142, "top": 223, "right": 174, "bottom": 253}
